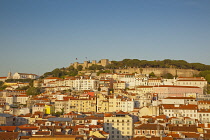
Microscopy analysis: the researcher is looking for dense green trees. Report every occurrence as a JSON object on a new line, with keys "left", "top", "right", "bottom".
{"left": 0, "top": 81, "right": 7, "bottom": 90}
{"left": 77, "top": 65, "right": 83, "bottom": 71}
{"left": 149, "top": 72, "right": 156, "bottom": 78}
{"left": 199, "top": 70, "right": 210, "bottom": 84}
{"left": 162, "top": 73, "right": 174, "bottom": 79}
{"left": 40, "top": 59, "right": 210, "bottom": 80}
{"left": 26, "top": 87, "right": 41, "bottom": 96}
{"left": 105, "top": 59, "right": 210, "bottom": 71}
{"left": 97, "top": 70, "right": 111, "bottom": 76}
{"left": 88, "top": 64, "right": 104, "bottom": 71}
{"left": 42, "top": 66, "right": 78, "bottom": 78}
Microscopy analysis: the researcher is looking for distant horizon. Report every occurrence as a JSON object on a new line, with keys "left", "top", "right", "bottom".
{"left": 1, "top": 0, "right": 210, "bottom": 77}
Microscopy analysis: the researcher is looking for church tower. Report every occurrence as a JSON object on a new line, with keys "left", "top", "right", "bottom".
{"left": 7, "top": 71, "right": 12, "bottom": 79}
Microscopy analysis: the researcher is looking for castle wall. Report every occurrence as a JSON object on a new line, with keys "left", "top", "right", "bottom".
{"left": 71, "top": 60, "right": 199, "bottom": 77}
{"left": 114, "top": 68, "right": 199, "bottom": 77}
{"left": 72, "top": 59, "right": 110, "bottom": 70}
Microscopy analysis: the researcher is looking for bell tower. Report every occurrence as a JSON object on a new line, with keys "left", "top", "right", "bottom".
{"left": 7, "top": 71, "right": 12, "bottom": 79}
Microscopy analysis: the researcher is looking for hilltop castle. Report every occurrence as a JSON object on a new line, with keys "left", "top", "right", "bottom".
{"left": 70, "top": 59, "right": 199, "bottom": 77}
{"left": 71, "top": 59, "right": 111, "bottom": 69}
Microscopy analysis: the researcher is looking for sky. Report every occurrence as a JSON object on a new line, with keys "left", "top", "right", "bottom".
{"left": 0, "top": 0, "right": 210, "bottom": 76}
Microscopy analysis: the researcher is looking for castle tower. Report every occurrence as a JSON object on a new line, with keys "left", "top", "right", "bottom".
{"left": 83, "top": 61, "right": 88, "bottom": 68}
{"left": 100, "top": 59, "right": 109, "bottom": 67}
{"left": 92, "top": 60, "right": 96, "bottom": 65}
{"left": 73, "top": 62, "right": 79, "bottom": 69}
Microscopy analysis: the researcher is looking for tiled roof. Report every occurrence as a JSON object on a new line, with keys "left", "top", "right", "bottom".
{"left": 182, "top": 132, "right": 200, "bottom": 138}
{"left": 162, "top": 104, "right": 197, "bottom": 110}
{"left": 0, "top": 132, "right": 20, "bottom": 139}
{"left": 135, "top": 124, "right": 164, "bottom": 130}
{"left": 154, "top": 85, "right": 200, "bottom": 88}
{"left": 168, "top": 125, "right": 198, "bottom": 132}
{"left": 0, "top": 126, "right": 17, "bottom": 132}
{"left": 165, "top": 97, "right": 195, "bottom": 99}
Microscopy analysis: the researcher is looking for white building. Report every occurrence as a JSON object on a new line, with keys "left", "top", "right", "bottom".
{"left": 12, "top": 72, "right": 39, "bottom": 79}
{"left": 6, "top": 95, "right": 28, "bottom": 105}
{"left": 175, "top": 77, "right": 207, "bottom": 89}
{"left": 162, "top": 104, "right": 198, "bottom": 119}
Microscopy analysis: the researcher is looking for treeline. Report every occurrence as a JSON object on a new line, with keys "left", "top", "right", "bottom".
{"left": 105, "top": 59, "right": 210, "bottom": 71}
{"left": 41, "top": 59, "right": 210, "bottom": 79}
{"left": 40, "top": 66, "right": 79, "bottom": 79}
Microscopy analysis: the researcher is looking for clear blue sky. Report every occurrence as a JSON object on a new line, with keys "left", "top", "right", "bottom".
{"left": 0, "top": 0, "right": 210, "bottom": 76}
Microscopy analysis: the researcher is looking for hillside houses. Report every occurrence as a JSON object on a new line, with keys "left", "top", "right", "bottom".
{"left": 0, "top": 72, "right": 210, "bottom": 139}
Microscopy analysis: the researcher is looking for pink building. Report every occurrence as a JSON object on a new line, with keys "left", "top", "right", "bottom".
{"left": 153, "top": 85, "right": 203, "bottom": 99}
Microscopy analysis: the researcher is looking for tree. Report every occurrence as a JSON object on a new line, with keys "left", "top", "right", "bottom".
{"left": 77, "top": 65, "right": 83, "bottom": 71}
{"left": 140, "top": 68, "right": 143, "bottom": 74}
{"left": 97, "top": 70, "right": 111, "bottom": 76}
{"left": 43, "top": 72, "right": 53, "bottom": 78}
{"left": 89, "top": 64, "right": 104, "bottom": 71}
{"left": 162, "top": 73, "right": 174, "bottom": 79}
{"left": 0, "top": 81, "right": 4, "bottom": 87}
{"left": 16, "top": 85, "right": 30, "bottom": 90}
{"left": 26, "top": 87, "right": 41, "bottom": 96}
{"left": 52, "top": 68, "right": 62, "bottom": 77}
{"left": 0, "top": 83, "right": 7, "bottom": 90}
{"left": 205, "top": 74, "right": 210, "bottom": 84}
{"left": 149, "top": 72, "right": 156, "bottom": 78}
{"left": 68, "top": 69, "right": 78, "bottom": 76}
{"left": 68, "top": 66, "right": 75, "bottom": 71}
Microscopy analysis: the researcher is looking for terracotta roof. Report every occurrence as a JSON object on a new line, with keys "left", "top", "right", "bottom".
{"left": 135, "top": 124, "right": 164, "bottom": 130}
{"left": 168, "top": 125, "right": 198, "bottom": 132}
{"left": 0, "top": 132, "right": 20, "bottom": 139}
{"left": 182, "top": 132, "right": 200, "bottom": 138}
{"left": 154, "top": 85, "right": 200, "bottom": 88}
{"left": 104, "top": 113, "right": 112, "bottom": 117}
{"left": 18, "top": 126, "right": 39, "bottom": 130}
{"left": 45, "top": 77, "right": 61, "bottom": 79}
{"left": 165, "top": 97, "right": 195, "bottom": 99}
{"left": 177, "top": 79, "right": 206, "bottom": 81}
{"left": 34, "top": 131, "right": 51, "bottom": 135}
{"left": 116, "top": 110, "right": 129, "bottom": 115}
{"left": 0, "top": 77, "right": 7, "bottom": 79}
{"left": 162, "top": 104, "right": 197, "bottom": 110}
{"left": 0, "top": 126, "right": 17, "bottom": 132}
{"left": 204, "top": 133, "right": 210, "bottom": 138}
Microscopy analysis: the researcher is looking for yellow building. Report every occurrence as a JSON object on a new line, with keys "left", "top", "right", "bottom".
{"left": 96, "top": 93, "right": 109, "bottom": 113}
{"left": 4, "top": 82, "right": 18, "bottom": 86}
{"left": 45, "top": 105, "right": 54, "bottom": 114}
{"left": 136, "top": 86, "right": 153, "bottom": 94}
{"left": 68, "top": 96, "right": 96, "bottom": 113}
{"left": 104, "top": 111, "right": 133, "bottom": 140}
{"left": 108, "top": 95, "right": 122, "bottom": 112}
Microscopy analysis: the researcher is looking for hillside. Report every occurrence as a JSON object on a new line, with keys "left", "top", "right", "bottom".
{"left": 41, "top": 59, "right": 210, "bottom": 83}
